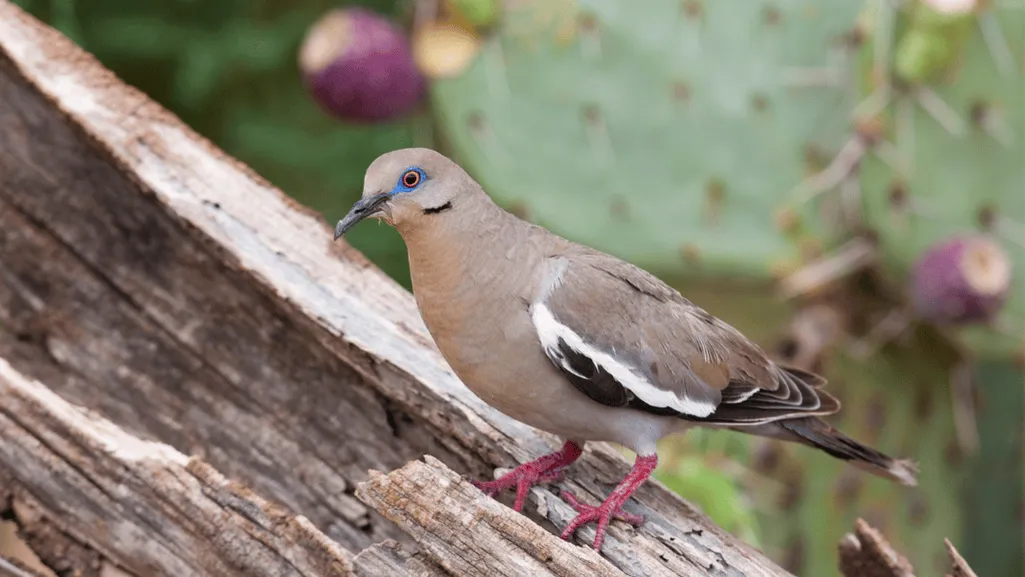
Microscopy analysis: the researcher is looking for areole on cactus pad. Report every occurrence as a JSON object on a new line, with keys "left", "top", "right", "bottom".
{"left": 429, "top": 0, "right": 865, "bottom": 282}
{"left": 858, "top": 1, "right": 1024, "bottom": 358}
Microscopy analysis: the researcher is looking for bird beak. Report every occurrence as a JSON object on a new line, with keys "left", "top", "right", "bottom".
{"left": 334, "top": 192, "right": 389, "bottom": 240}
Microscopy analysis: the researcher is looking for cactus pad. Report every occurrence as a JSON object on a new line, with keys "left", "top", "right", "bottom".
{"left": 741, "top": 329, "right": 965, "bottom": 575}
{"left": 431, "top": 0, "right": 865, "bottom": 279}
{"left": 858, "top": 2, "right": 1025, "bottom": 356}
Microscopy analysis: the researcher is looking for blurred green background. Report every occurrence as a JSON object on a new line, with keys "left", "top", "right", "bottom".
{"left": 11, "top": 0, "right": 1023, "bottom": 575}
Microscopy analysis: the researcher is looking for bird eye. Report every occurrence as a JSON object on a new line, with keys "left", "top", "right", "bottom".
{"left": 401, "top": 169, "right": 421, "bottom": 189}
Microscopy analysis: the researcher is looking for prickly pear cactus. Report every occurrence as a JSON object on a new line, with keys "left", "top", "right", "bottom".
{"left": 425, "top": 1, "right": 1014, "bottom": 574}
{"left": 962, "top": 359, "right": 1025, "bottom": 577}
{"left": 431, "top": 0, "right": 865, "bottom": 279}
{"left": 664, "top": 296, "right": 965, "bottom": 576}
{"left": 745, "top": 333, "right": 965, "bottom": 575}
{"left": 857, "top": 0, "right": 1025, "bottom": 357}
{"left": 893, "top": 0, "right": 976, "bottom": 84}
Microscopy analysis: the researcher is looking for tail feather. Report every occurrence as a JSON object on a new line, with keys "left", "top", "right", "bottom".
{"left": 745, "top": 417, "right": 919, "bottom": 486}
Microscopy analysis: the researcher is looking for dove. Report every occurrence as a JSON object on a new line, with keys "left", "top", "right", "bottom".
{"left": 334, "top": 148, "right": 917, "bottom": 551}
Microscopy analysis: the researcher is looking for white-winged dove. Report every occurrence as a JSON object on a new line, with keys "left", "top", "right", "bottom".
{"left": 334, "top": 148, "right": 918, "bottom": 551}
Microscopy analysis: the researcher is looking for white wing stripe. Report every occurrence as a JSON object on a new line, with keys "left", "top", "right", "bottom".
{"left": 531, "top": 303, "right": 716, "bottom": 418}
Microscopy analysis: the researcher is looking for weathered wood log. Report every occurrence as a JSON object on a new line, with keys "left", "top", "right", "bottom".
{"left": 837, "top": 519, "right": 978, "bottom": 577}
{"left": 0, "top": 557, "right": 49, "bottom": 577}
{"left": 943, "top": 539, "right": 978, "bottom": 577}
{"left": 0, "top": 2, "right": 792, "bottom": 575}
{"left": 350, "top": 541, "right": 447, "bottom": 577}
{"left": 2, "top": 358, "right": 439, "bottom": 577}
{"left": 356, "top": 456, "right": 621, "bottom": 577}
{"left": 837, "top": 519, "right": 915, "bottom": 577}
{"left": 0, "top": 358, "right": 354, "bottom": 577}
{"left": 0, "top": 493, "right": 103, "bottom": 577}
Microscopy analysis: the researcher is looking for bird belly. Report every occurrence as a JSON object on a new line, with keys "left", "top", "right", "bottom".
{"left": 437, "top": 328, "right": 683, "bottom": 454}
{"left": 411, "top": 280, "right": 682, "bottom": 453}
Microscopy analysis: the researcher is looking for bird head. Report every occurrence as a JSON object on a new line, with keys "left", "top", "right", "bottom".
{"left": 334, "top": 148, "right": 474, "bottom": 239}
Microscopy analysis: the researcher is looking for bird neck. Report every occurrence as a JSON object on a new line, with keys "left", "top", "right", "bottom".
{"left": 402, "top": 199, "right": 508, "bottom": 293}
{"left": 400, "top": 199, "right": 539, "bottom": 339}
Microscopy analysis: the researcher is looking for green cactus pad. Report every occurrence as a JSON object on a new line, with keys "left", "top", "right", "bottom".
{"left": 962, "top": 359, "right": 1025, "bottom": 576}
{"left": 860, "top": 4, "right": 1025, "bottom": 357}
{"left": 742, "top": 329, "right": 965, "bottom": 575}
{"left": 431, "top": 0, "right": 864, "bottom": 280}
{"left": 893, "top": 0, "right": 975, "bottom": 84}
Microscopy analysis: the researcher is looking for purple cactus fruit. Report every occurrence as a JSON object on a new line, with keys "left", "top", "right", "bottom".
{"left": 910, "top": 234, "right": 1012, "bottom": 325}
{"left": 299, "top": 8, "right": 426, "bottom": 123}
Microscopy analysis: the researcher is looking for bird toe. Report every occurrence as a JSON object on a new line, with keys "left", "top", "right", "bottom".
{"left": 558, "top": 491, "right": 645, "bottom": 551}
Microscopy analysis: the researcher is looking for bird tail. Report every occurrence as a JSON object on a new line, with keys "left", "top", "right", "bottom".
{"left": 749, "top": 416, "right": 919, "bottom": 487}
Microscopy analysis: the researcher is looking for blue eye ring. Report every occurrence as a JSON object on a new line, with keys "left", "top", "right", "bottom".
{"left": 401, "top": 169, "right": 421, "bottom": 188}
{"left": 392, "top": 166, "right": 426, "bottom": 194}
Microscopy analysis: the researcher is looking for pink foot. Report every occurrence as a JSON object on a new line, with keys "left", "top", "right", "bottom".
{"left": 558, "top": 453, "right": 657, "bottom": 551}
{"left": 471, "top": 441, "right": 583, "bottom": 512}
{"left": 561, "top": 491, "right": 646, "bottom": 526}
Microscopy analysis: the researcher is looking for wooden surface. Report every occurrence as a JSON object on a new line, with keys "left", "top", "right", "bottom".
{"left": 944, "top": 539, "right": 978, "bottom": 577}
{"left": 0, "top": 2, "right": 792, "bottom": 575}
{"left": 0, "top": 359, "right": 353, "bottom": 577}
{"left": 357, "top": 456, "right": 622, "bottom": 577}
{"left": 350, "top": 541, "right": 446, "bottom": 577}
{"left": 0, "top": 557, "right": 49, "bottom": 577}
{"left": 837, "top": 519, "right": 915, "bottom": 577}
{"left": 837, "top": 519, "right": 978, "bottom": 577}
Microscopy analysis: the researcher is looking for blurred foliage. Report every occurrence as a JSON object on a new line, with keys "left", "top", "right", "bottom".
{"left": 655, "top": 450, "right": 762, "bottom": 548}
{"left": 11, "top": 0, "right": 1023, "bottom": 575}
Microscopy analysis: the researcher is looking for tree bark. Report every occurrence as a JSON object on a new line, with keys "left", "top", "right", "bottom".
{"left": 943, "top": 539, "right": 978, "bottom": 577}
{"left": 356, "top": 456, "right": 621, "bottom": 577}
{"left": 0, "top": 2, "right": 793, "bottom": 575}
{"left": 0, "top": 359, "right": 353, "bottom": 577}
{"left": 350, "top": 541, "right": 447, "bottom": 577}
{"left": 837, "top": 519, "right": 979, "bottom": 577}
{"left": 0, "top": 557, "right": 50, "bottom": 577}
{"left": 837, "top": 519, "right": 915, "bottom": 577}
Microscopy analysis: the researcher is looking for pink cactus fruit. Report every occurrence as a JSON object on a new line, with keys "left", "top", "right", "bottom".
{"left": 911, "top": 234, "right": 1012, "bottom": 325}
{"left": 299, "top": 8, "right": 426, "bottom": 123}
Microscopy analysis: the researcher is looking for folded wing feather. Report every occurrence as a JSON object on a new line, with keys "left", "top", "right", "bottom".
{"left": 531, "top": 249, "right": 841, "bottom": 426}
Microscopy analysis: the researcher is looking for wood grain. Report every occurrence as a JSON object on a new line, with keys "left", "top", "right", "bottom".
{"left": 350, "top": 541, "right": 448, "bottom": 577}
{"left": 357, "top": 456, "right": 623, "bottom": 577}
{"left": 0, "top": 557, "right": 50, "bottom": 577}
{"left": 0, "top": 358, "right": 353, "bottom": 577}
{"left": 837, "top": 519, "right": 979, "bottom": 577}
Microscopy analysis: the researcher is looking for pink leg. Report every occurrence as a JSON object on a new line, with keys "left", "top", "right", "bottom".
{"left": 472, "top": 441, "right": 584, "bottom": 512}
{"left": 559, "top": 453, "right": 657, "bottom": 551}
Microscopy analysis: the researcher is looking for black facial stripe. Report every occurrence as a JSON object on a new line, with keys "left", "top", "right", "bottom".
{"left": 422, "top": 201, "right": 453, "bottom": 215}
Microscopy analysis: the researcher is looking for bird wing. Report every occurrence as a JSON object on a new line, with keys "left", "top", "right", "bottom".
{"left": 531, "top": 248, "right": 839, "bottom": 425}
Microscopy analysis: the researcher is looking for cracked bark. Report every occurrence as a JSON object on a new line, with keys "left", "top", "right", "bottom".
{"left": 2, "top": 2, "right": 795, "bottom": 575}
{"left": 1, "top": 369, "right": 443, "bottom": 577}
{"left": 943, "top": 539, "right": 978, "bottom": 577}
{"left": 0, "top": 496, "right": 102, "bottom": 577}
{"left": 0, "top": 558, "right": 49, "bottom": 577}
{"left": 350, "top": 541, "right": 448, "bottom": 577}
{"left": 0, "top": 359, "right": 354, "bottom": 577}
{"left": 837, "top": 519, "right": 978, "bottom": 577}
{"left": 356, "top": 456, "right": 622, "bottom": 577}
